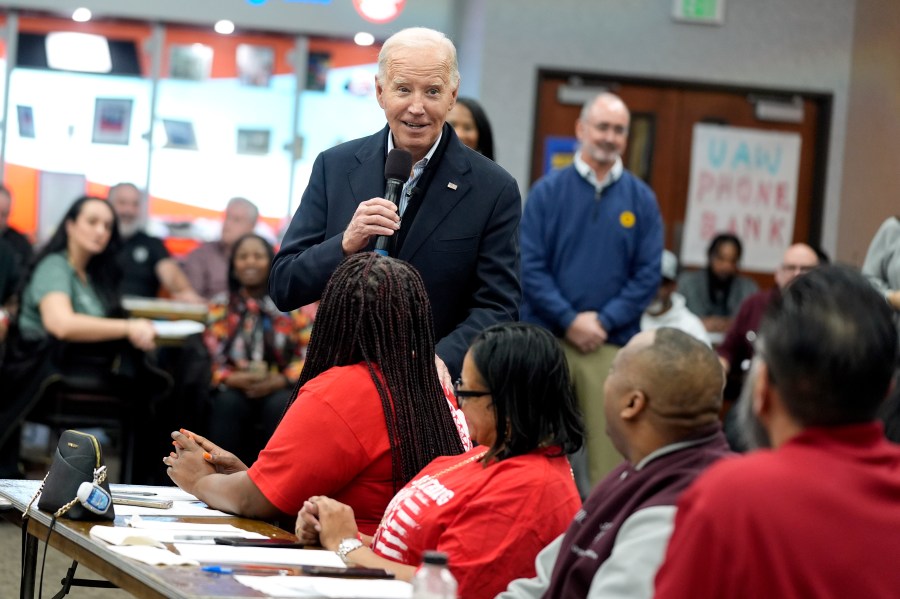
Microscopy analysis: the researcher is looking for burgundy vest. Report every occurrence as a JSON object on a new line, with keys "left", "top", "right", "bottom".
{"left": 544, "top": 425, "right": 731, "bottom": 598}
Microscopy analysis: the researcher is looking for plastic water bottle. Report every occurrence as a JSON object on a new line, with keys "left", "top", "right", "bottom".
{"left": 411, "top": 550, "right": 457, "bottom": 598}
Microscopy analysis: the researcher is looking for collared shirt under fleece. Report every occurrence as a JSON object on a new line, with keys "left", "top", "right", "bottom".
{"left": 520, "top": 163, "right": 663, "bottom": 346}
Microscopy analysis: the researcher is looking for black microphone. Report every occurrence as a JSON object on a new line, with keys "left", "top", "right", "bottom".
{"left": 374, "top": 149, "right": 413, "bottom": 256}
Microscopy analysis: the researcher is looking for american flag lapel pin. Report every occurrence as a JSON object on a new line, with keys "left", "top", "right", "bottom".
{"left": 447, "top": 182, "right": 458, "bottom": 190}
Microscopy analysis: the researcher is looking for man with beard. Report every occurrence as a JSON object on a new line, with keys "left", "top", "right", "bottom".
{"left": 677, "top": 233, "right": 758, "bottom": 334}
{"left": 654, "top": 265, "right": 900, "bottom": 599}
{"left": 521, "top": 92, "right": 663, "bottom": 495}
{"left": 108, "top": 182, "right": 202, "bottom": 302}
{"left": 641, "top": 250, "right": 710, "bottom": 346}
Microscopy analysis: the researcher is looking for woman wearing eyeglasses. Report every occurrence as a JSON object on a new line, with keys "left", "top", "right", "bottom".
{"left": 297, "top": 322, "right": 584, "bottom": 599}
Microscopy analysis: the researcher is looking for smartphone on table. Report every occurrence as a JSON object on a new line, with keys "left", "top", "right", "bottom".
{"left": 213, "top": 537, "right": 306, "bottom": 548}
{"left": 301, "top": 565, "right": 395, "bottom": 579}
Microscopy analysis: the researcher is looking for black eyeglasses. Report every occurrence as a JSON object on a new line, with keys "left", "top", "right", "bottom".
{"left": 453, "top": 378, "right": 491, "bottom": 401}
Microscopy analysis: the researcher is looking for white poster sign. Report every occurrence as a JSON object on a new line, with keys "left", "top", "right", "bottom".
{"left": 680, "top": 123, "right": 801, "bottom": 272}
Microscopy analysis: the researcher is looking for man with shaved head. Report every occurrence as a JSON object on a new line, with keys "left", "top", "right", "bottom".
{"left": 498, "top": 327, "right": 730, "bottom": 599}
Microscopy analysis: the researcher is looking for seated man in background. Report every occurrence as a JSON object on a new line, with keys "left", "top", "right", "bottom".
{"left": 498, "top": 327, "right": 730, "bottom": 599}
{"left": 717, "top": 242, "right": 822, "bottom": 447}
{"left": 641, "top": 250, "right": 710, "bottom": 346}
{"left": 108, "top": 182, "right": 203, "bottom": 302}
{"left": 183, "top": 197, "right": 258, "bottom": 300}
{"left": 677, "top": 233, "right": 757, "bottom": 334}
{"left": 654, "top": 265, "right": 900, "bottom": 599}
{"left": 0, "top": 184, "right": 33, "bottom": 274}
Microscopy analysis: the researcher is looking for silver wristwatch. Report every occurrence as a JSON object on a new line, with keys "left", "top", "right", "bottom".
{"left": 336, "top": 537, "right": 364, "bottom": 564}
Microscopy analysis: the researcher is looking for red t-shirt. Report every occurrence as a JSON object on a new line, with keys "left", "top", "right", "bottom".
{"left": 248, "top": 364, "right": 393, "bottom": 535}
{"left": 372, "top": 446, "right": 580, "bottom": 599}
{"left": 654, "top": 423, "right": 900, "bottom": 599}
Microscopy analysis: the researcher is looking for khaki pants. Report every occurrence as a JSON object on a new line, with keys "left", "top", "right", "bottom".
{"left": 562, "top": 341, "right": 622, "bottom": 497}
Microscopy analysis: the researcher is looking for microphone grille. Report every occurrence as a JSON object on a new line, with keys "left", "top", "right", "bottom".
{"left": 384, "top": 149, "right": 413, "bottom": 181}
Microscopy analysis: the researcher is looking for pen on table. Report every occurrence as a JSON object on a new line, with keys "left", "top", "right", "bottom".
{"left": 112, "top": 492, "right": 157, "bottom": 497}
{"left": 202, "top": 565, "right": 291, "bottom": 575}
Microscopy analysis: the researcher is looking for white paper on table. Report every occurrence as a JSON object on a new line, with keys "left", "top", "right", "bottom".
{"left": 106, "top": 545, "right": 200, "bottom": 566}
{"left": 114, "top": 501, "right": 230, "bottom": 517}
{"left": 109, "top": 484, "right": 199, "bottom": 502}
{"left": 236, "top": 575, "right": 412, "bottom": 598}
{"left": 127, "top": 515, "right": 253, "bottom": 534}
{"left": 174, "top": 544, "right": 346, "bottom": 568}
{"left": 91, "top": 524, "right": 265, "bottom": 546}
{"left": 152, "top": 319, "right": 206, "bottom": 338}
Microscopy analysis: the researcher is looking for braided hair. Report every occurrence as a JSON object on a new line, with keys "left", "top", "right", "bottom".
{"left": 288, "top": 253, "right": 464, "bottom": 491}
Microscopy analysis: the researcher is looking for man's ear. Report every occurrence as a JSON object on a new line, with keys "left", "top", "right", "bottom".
{"left": 752, "top": 362, "right": 773, "bottom": 420}
{"left": 374, "top": 76, "right": 386, "bottom": 109}
{"left": 620, "top": 390, "right": 647, "bottom": 421}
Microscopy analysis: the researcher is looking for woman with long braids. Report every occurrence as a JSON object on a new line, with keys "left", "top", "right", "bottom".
{"left": 165, "top": 253, "right": 468, "bottom": 533}
{"left": 297, "top": 322, "right": 584, "bottom": 598}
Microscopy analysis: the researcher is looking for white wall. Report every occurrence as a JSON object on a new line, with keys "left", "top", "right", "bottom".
{"left": 462, "top": 0, "right": 855, "bottom": 259}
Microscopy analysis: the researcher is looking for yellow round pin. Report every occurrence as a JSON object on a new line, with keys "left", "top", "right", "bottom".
{"left": 620, "top": 210, "right": 636, "bottom": 228}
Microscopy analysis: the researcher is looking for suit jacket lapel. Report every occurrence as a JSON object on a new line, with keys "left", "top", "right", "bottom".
{"left": 398, "top": 140, "right": 472, "bottom": 261}
{"left": 348, "top": 126, "right": 389, "bottom": 204}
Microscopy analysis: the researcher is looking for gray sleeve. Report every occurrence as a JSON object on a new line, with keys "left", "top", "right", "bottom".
{"left": 495, "top": 534, "right": 563, "bottom": 599}
{"left": 862, "top": 217, "right": 900, "bottom": 296}
{"left": 585, "top": 506, "right": 676, "bottom": 599}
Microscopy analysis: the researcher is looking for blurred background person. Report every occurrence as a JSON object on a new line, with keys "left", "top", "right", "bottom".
{"left": 0, "top": 184, "right": 33, "bottom": 274}
{"left": 203, "top": 233, "right": 313, "bottom": 464}
{"left": 183, "top": 197, "right": 258, "bottom": 299}
{"left": 641, "top": 250, "right": 711, "bottom": 346}
{"left": 108, "top": 182, "right": 203, "bottom": 302}
{"left": 678, "top": 233, "right": 758, "bottom": 334}
{"left": 0, "top": 196, "right": 167, "bottom": 481}
{"left": 862, "top": 215, "right": 900, "bottom": 336}
{"left": 297, "top": 322, "right": 583, "bottom": 598}
{"left": 861, "top": 215, "right": 900, "bottom": 441}
{"left": 448, "top": 96, "right": 495, "bottom": 161}
{"left": 165, "top": 253, "right": 467, "bottom": 533}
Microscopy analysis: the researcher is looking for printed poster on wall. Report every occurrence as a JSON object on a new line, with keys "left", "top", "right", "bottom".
{"left": 680, "top": 123, "right": 801, "bottom": 272}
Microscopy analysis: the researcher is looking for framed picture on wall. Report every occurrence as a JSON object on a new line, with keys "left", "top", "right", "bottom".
{"left": 17, "top": 105, "right": 35, "bottom": 138}
{"left": 236, "top": 128, "right": 271, "bottom": 155}
{"left": 170, "top": 44, "right": 213, "bottom": 81}
{"left": 236, "top": 44, "right": 274, "bottom": 87}
{"left": 307, "top": 52, "right": 330, "bottom": 91}
{"left": 92, "top": 98, "right": 133, "bottom": 145}
{"left": 162, "top": 119, "right": 198, "bottom": 150}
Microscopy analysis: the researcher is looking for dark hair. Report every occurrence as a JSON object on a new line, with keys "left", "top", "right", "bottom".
{"left": 227, "top": 233, "right": 274, "bottom": 294}
{"left": 759, "top": 264, "right": 898, "bottom": 426}
{"left": 455, "top": 97, "right": 495, "bottom": 161}
{"left": 468, "top": 322, "right": 584, "bottom": 462}
{"left": 291, "top": 253, "right": 464, "bottom": 490}
{"left": 17, "top": 196, "right": 122, "bottom": 313}
{"left": 706, "top": 233, "right": 743, "bottom": 261}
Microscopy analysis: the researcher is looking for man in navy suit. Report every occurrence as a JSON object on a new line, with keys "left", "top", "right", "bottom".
{"left": 270, "top": 27, "right": 521, "bottom": 383}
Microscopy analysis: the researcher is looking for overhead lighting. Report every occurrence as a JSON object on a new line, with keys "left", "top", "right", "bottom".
{"left": 72, "top": 7, "right": 92, "bottom": 23}
{"left": 214, "top": 20, "right": 235, "bottom": 35}
{"left": 354, "top": 32, "right": 375, "bottom": 46}
{"left": 46, "top": 32, "right": 112, "bottom": 73}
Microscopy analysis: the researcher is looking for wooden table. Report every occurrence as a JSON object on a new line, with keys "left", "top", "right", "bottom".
{"left": 122, "top": 297, "right": 208, "bottom": 323}
{"left": 1, "top": 479, "right": 297, "bottom": 599}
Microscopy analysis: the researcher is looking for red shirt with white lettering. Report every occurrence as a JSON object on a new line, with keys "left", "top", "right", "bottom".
{"left": 371, "top": 446, "right": 580, "bottom": 599}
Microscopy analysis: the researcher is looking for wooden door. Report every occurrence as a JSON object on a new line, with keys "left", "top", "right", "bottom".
{"left": 530, "top": 72, "right": 830, "bottom": 287}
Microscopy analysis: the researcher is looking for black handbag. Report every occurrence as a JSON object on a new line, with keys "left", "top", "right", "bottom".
{"left": 34, "top": 429, "right": 115, "bottom": 521}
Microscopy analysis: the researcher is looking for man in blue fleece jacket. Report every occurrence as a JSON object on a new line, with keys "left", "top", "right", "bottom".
{"left": 520, "top": 92, "right": 663, "bottom": 496}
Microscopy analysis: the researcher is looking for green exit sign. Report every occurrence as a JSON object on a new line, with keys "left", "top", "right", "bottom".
{"left": 672, "top": 0, "right": 725, "bottom": 24}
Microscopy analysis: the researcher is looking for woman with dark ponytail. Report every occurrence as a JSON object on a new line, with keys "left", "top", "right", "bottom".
{"left": 166, "top": 253, "right": 467, "bottom": 533}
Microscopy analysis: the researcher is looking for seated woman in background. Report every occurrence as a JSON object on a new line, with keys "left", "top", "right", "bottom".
{"left": 0, "top": 196, "right": 165, "bottom": 480}
{"left": 165, "top": 253, "right": 468, "bottom": 533}
{"left": 297, "top": 322, "right": 583, "bottom": 598}
{"left": 448, "top": 96, "right": 495, "bottom": 161}
{"left": 203, "top": 233, "right": 313, "bottom": 464}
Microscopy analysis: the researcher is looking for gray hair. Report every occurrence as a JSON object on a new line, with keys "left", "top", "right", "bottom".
{"left": 579, "top": 92, "right": 630, "bottom": 122}
{"left": 377, "top": 27, "right": 459, "bottom": 88}
{"left": 108, "top": 182, "right": 141, "bottom": 200}
{"left": 226, "top": 196, "right": 259, "bottom": 223}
